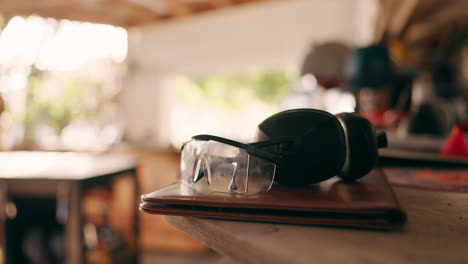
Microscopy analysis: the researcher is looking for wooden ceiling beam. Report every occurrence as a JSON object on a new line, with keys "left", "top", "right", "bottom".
{"left": 0, "top": 0, "right": 69, "bottom": 13}
{"left": 231, "top": 0, "right": 267, "bottom": 4}
{"left": 0, "top": 0, "right": 272, "bottom": 27}
{"left": 407, "top": 0, "right": 443, "bottom": 24}
{"left": 4, "top": 6, "right": 128, "bottom": 27}
{"left": 185, "top": 2, "right": 213, "bottom": 13}
{"left": 405, "top": 0, "right": 468, "bottom": 44}
{"left": 374, "top": 0, "right": 399, "bottom": 42}
{"left": 167, "top": 0, "right": 192, "bottom": 17}
{"left": 386, "top": 0, "right": 419, "bottom": 38}
{"left": 206, "top": 0, "right": 233, "bottom": 8}
{"left": 1, "top": 0, "right": 162, "bottom": 26}
{"left": 108, "top": 0, "right": 162, "bottom": 25}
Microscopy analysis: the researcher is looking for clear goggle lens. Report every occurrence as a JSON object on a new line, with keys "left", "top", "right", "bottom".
{"left": 181, "top": 139, "right": 276, "bottom": 194}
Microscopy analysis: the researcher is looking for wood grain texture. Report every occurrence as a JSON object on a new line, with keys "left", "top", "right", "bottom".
{"left": 166, "top": 186, "right": 468, "bottom": 264}
{"left": 130, "top": 149, "right": 208, "bottom": 252}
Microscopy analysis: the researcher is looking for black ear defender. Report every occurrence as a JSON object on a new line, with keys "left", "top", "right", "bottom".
{"left": 254, "top": 109, "right": 387, "bottom": 185}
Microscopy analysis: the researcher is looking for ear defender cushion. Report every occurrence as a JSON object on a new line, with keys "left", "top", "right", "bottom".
{"left": 335, "top": 112, "right": 378, "bottom": 180}
{"left": 255, "top": 109, "right": 346, "bottom": 185}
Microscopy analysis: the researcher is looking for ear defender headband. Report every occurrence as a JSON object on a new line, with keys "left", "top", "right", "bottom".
{"left": 254, "top": 109, "right": 387, "bottom": 185}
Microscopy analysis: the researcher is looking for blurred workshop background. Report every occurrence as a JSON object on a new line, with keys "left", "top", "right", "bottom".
{"left": 0, "top": 0, "right": 466, "bottom": 263}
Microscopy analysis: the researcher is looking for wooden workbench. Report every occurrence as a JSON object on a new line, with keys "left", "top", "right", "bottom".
{"left": 166, "top": 186, "right": 468, "bottom": 264}
{"left": 0, "top": 151, "right": 138, "bottom": 264}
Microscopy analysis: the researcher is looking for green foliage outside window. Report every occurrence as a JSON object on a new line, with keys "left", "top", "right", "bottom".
{"left": 176, "top": 71, "right": 296, "bottom": 111}
{"left": 18, "top": 67, "right": 102, "bottom": 141}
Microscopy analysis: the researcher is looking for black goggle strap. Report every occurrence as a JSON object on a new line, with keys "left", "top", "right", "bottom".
{"left": 248, "top": 136, "right": 302, "bottom": 155}
{"left": 184, "top": 134, "right": 285, "bottom": 163}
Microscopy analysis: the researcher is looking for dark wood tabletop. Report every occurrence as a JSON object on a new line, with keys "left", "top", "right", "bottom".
{"left": 0, "top": 151, "right": 136, "bottom": 180}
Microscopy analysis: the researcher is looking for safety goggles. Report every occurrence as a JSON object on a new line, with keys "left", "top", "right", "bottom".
{"left": 180, "top": 134, "right": 296, "bottom": 194}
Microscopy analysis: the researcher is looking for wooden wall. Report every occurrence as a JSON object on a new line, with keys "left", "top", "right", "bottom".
{"left": 129, "top": 148, "right": 208, "bottom": 253}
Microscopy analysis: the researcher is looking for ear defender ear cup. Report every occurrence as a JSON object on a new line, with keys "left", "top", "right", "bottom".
{"left": 255, "top": 109, "right": 387, "bottom": 185}
{"left": 335, "top": 112, "right": 383, "bottom": 180}
{"left": 255, "top": 109, "right": 346, "bottom": 185}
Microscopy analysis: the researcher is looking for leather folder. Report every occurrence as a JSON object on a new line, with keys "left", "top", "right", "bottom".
{"left": 140, "top": 169, "right": 406, "bottom": 229}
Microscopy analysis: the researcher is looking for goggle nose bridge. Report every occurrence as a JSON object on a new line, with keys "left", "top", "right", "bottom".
{"left": 192, "top": 154, "right": 211, "bottom": 184}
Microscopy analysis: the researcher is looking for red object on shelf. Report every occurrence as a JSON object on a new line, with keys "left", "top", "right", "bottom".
{"left": 440, "top": 125, "right": 468, "bottom": 157}
{"left": 360, "top": 109, "right": 406, "bottom": 130}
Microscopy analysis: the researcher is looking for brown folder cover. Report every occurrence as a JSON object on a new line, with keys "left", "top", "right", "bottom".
{"left": 140, "top": 169, "right": 406, "bottom": 229}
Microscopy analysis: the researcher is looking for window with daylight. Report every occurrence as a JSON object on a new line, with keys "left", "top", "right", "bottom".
{"left": 0, "top": 15, "right": 128, "bottom": 151}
